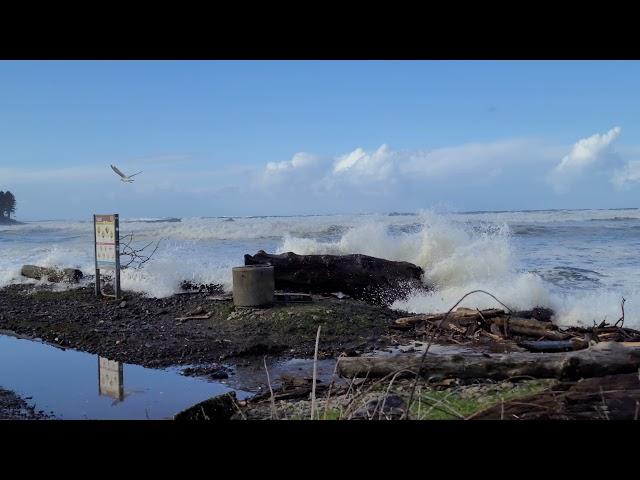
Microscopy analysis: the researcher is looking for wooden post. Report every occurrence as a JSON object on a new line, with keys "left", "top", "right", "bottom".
{"left": 93, "top": 214, "right": 101, "bottom": 297}
{"left": 114, "top": 214, "right": 121, "bottom": 300}
{"left": 94, "top": 213, "right": 119, "bottom": 299}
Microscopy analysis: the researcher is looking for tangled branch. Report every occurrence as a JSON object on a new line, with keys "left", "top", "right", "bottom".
{"left": 119, "top": 233, "right": 162, "bottom": 269}
{"left": 403, "top": 289, "right": 513, "bottom": 419}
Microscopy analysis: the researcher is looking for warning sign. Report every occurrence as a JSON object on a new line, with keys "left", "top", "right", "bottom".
{"left": 95, "top": 214, "right": 117, "bottom": 269}
{"left": 93, "top": 213, "right": 121, "bottom": 299}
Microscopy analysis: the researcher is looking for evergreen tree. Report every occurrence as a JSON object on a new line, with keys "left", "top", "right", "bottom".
{"left": 0, "top": 191, "right": 16, "bottom": 218}
{"left": 5, "top": 191, "right": 16, "bottom": 218}
{"left": 0, "top": 191, "right": 6, "bottom": 218}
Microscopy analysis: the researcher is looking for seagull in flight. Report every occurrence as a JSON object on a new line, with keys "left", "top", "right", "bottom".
{"left": 110, "top": 164, "right": 143, "bottom": 183}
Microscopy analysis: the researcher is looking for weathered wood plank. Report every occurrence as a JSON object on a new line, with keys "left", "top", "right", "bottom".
{"left": 336, "top": 342, "right": 640, "bottom": 381}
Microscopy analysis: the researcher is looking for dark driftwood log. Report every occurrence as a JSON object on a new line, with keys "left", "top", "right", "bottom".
{"left": 512, "top": 307, "right": 555, "bottom": 322}
{"left": 20, "top": 265, "right": 83, "bottom": 283}
{"left": 490, "top": 317, "right": 570, "bottom": 340}
{"left": 517, "top": 338, "right": 589, "bottom": 353}
{"left": 336, "top": 342, "right": 640, "bottom": 381}
{"left": 244, "top": 250, "right": 426, "bottom": 305}
{"left": 394, "top": 308, "right": 505, "bottom": 328}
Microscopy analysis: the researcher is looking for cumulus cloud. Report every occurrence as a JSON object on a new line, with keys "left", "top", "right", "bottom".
{"left": 262, "top": 140, "right": 551, "bottom": 187}
{"left": 332, "top": 144, "right": 396, "bottom": 181}
{"left": 548, "top": 127, "right": 621, "bottom": 192}
{"left": 258, "top": 152, "right": 330, "bottom": 195}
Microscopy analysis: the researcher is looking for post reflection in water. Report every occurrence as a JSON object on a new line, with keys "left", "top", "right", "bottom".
{"left": 98, "top": 357, "right": 124, "bottom": 403}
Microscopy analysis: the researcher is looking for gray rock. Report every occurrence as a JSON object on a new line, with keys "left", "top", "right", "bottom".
{"left": 351, "top": 394, "right": 406, "bottom": 420}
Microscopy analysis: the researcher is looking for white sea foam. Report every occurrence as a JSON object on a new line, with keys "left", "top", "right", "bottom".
{"left": 2, "top": 210, "right": 639, "bottom": 328}
{"left": 281, "top": 211, "right": 514, "bottom": 287}
{"left": 279, "top": 210, "right": 640, "bottom": 328}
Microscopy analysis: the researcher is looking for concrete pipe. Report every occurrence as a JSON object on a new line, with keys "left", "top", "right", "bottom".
{"left": 232, "top": 265, "right": 275, "bottom": 307}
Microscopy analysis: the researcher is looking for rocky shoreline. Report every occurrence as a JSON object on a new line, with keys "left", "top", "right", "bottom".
{"left": 3, "top": 281, "right": 640, "bottom": 420}
{"left": 0, "top": 283, "right": 408, "bottom": 376}
{"left": 0, "top": 387, "right": 51, "bottom": 420}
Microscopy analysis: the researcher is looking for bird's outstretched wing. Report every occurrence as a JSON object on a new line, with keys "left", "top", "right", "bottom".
{"left": 110, "top": 164, "right": 127, "bottom": 178}
{"left": 129, "top": 171, "right": 143, "bottom": 178}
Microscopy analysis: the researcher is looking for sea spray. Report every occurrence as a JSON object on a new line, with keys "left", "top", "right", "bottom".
{"left": 1, "top": 210, "right": 639, "bottom": 328}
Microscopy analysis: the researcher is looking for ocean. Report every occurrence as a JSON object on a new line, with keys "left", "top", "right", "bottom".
{"left": 1, "top": 208, "right": 639, "bottom": 328}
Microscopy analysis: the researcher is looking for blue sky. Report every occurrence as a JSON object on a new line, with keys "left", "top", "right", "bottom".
{"left": 1, "top": 60, "right": 639, "bottom": 220}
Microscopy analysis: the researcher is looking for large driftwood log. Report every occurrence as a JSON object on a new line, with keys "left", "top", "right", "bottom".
{"left": 244, "top": 250, "right": 426, "bottom": 305}
{"left": 394, "top": 308, "right": 505, "bottom": 328}
{"left": 20, "top": 265, "right": 83, "bottom": 283}
{"left": 336, "top": 342, "right": 640, "bottom": 381}
{"left": 517, "top": 338, "right": 589, "bottom": 352}
{"left": 394, "top": 308, "right": 570, "bottom": 340}
{"left": 490, "top": 317, "right": 570, "bottom": 340}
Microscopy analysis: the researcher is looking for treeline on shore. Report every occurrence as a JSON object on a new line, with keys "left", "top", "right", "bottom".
{"left": 0, "top": 190, "right": 16, "bottom": 219}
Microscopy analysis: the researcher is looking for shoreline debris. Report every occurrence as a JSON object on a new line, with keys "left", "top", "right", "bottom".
{"left": 20, "top": 265, "right": 83, "bottom": 283}
{"left": 336, "top": 341, "right": 640, "bottom": 381}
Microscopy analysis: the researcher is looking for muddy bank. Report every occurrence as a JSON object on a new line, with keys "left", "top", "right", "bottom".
{"left": 0, "top": 284, "right": 409, "bottom": 374}
{"left": 0, "top": 387, "right": 51, "bottom": 420}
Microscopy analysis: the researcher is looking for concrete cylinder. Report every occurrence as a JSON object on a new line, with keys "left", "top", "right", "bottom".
{"left": 232, "top": 265, "right": 275, "bottom": 307}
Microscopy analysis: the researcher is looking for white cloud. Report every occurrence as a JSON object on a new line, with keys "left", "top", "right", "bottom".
{"left": 548, "top": 127, "right": 621, "bottom": 192}
{"left": 611, "top": 160, "right": 640, "bottom": 188}
{"left": 266, "top": 152, "right": 319, "bottom": 173}
{"left": 332, "top": 144, "right": 396, "bottom": 181}
{"left": 399, "top": 139, "right": 545, "bottom": 179}
{"left": 258, "top": 139, "right": 558, "bottom": 194}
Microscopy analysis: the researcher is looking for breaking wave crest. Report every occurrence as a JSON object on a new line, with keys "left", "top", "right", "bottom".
{"left": 2, "top": 210, "right": 639, "bottom": 327}
{"left": 279, "top": 211, "right": 639, "bottom": 327}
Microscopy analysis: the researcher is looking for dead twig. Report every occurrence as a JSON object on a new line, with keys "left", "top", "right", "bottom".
{"left": 374, "top": 370, "right": 405, "bottom": 420}
{"left": 119, "top": 233, "right": 162, "bottom": 269}
{"left": 263, "top": 356, "right": 277, "bottom": 420}
{"left": 614, "top": 297, "right": 626, "bottom": 328}
{"left": 310, "top": 325, "right": 321, "bottom": 420}
{"left": 421, "top": 389, "right": 459, "bottom": 419}
{"left": 229, "top": 393, "right": 247, "bottom": 420}
{"left": 323, "top": 354, "right": 346, "bottom": 420}
{"left": 418, "top": 392, "right": 466, "bottom": 419}
{"left": 200, "top": 406, "right": 210, "bottom": 421}
{"left": 403, "top": 289, "right": 514, "bottom": 419}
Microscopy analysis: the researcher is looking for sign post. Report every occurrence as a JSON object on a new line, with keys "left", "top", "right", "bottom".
{"left": 93, "top": 214, "right": 121, "bottom": 300}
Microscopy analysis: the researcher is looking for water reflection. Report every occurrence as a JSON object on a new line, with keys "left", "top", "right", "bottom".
{"left": 0, "top": 334, "right": 250, "bottom": 419}
{"left": 98, "top": 357, "right": 124, "bottom": 403}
